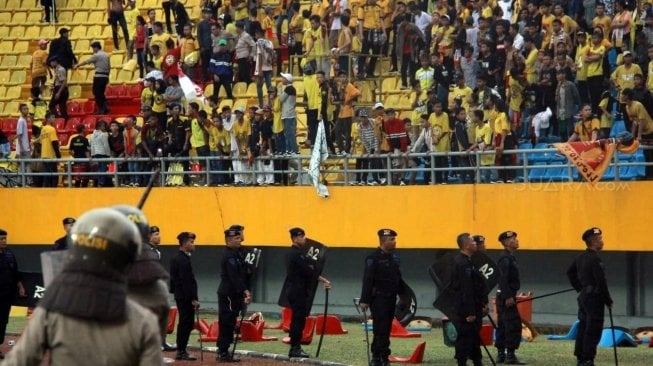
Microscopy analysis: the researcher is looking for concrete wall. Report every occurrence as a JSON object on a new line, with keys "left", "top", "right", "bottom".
{"left": 11, "top": 246, "right": 653, "bottom": 324}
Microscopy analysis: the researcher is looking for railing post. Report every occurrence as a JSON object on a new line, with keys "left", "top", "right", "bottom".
{"left": 614, "top": 153, "right": 621, "bottom": 181}
{"left": 343, "top": 156, "right": 349, "bottom": 185}
{"left": 429, "top": 153, "right": 435, "bottom": 185}
{"left": 66, "top": 160, "right": 72, "bottom": 188}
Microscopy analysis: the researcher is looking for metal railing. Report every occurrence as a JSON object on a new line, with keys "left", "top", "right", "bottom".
{"left": 0, "top": 147, "right": 650, "bottom": 188}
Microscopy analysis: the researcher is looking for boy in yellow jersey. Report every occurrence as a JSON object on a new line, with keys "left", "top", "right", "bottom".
{"left": 574, "top": 30, "right": 590, "bottom": 103}
{"left": 428, "top": 100, "right": 451, "bottom": 183}
{"left": 486, "top": 97, "right": 514, "bottom": 182}
{"left": 304, "top": 15, "right": 326, "bottom": 75}
{"left": 540, "top": 3, "right": 554, "bottom": 45}
{"left": 466, "top": 109, "right": 495, "bottom": 183}
{"left": 523, "top": 35, "right": 539, "bottom": 84}
{"left": 622, "top": 88, "right": 653, "bottom": 178}
{"left": 149, "top": 21, "right": 171, "bottom": 56}
{"left": 584, "top": 32, "right": 606, "bottom": 114}
{"left": 357, "top": 0, "right": 385, "bottom": 78}
{"left": 39, "top": 112, "right": 62, "bottom": 187}
{"left": 449, "top": 74, "right": 473, "bottom": 112}
{"left": 568, "top": 104, "right": 600, "bottom": 142}
{"left": 208, "top": 113, "right": 231, "bottom": 186}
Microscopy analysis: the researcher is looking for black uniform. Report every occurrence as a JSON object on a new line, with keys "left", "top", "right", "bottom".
{"left": 53, "top": 236, "right": 68, "bottom": 250}
{"left": 217, "top": 247, "right": 250, "bottom": 354}
{"left": 495, "top": 249, "right": 522, "bottom": 354}
{"left": 360, "top": 248, "right": 407, "bottom": 365}
{"left": 48, "top": 35, "right": 77, "bottom": 70}
{"left": 451, "top": 252, "right": 488, "bottom": 366}
{"left": 169, "top": 250, "right": 198, "bottom": 355}
{"left": 567, "top": 249, "right": 613, "bottom": 364}
{"left": 285, "top": 244, "right": 316, "bottom": 348}
{"left": 0, "top": 247, "right": 21, "bottom": 348}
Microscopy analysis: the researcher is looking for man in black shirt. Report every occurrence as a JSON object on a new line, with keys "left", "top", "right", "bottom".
{"left": 284, "top": 228, "right": 331, "bottom": 358}
{"left": 216, "top": 227, "right": 252, "bottom": 362}
{"left": 53, "top": 217, "right": 75, "bottom": 251}
{"left": 0, "top": 228, "right": 26, "bottom": 360}
{"left": 567, "top": 228, "right": 613, "bottom": 366}
{"left": 360, "top": 229, "right": 408, "bottom": 366}
{"left": 69, "top": 124, "right": 91, "bottom": 187}
{"left": 169, "top": 232, "right": 199, "bottom": 361}
{"left": 48, "top": 28, "right": 77, "bottom": 70}
{"left": 451, "top": 233, "right": 488, "bottom": 366}
{"left": 495, "top": 231, "right": 526, "bottom": 365}
{"left": 166, "top": 104, "right": 191, "bottom": 185}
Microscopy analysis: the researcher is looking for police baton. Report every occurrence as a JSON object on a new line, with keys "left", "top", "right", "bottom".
{"left": 231, "top": 303, "right": 248, "bottom": 360}
{"left": 515, "top": 288, "right": 575, "bottom": 303}
{"left": 482, "top": 344, "right": 497, "bottom": 366}
{"left": 608, "top": 306, "right": 618, "bottom": 366}
{"left": 353, "top": 297, "right": 371, "bottom": 366}
{"left": 315, "top": 287, "right": 329, "bottom": 358}
{"left": 136, "top": 166, "right": 161, "bottom": 209}
{"left": 196, "top": 311, "right": 203, "bottom": 362}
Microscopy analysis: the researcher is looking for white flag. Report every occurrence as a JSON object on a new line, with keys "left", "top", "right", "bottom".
{"left": 308, "top": 120, "right": 330, "bottom": 197}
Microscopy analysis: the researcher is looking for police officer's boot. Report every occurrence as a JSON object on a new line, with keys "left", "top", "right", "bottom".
{"left": 579, "top": 360, "right": 594, "bottom": 366}
{"left": 472, "top": 358, "right": 484, "bottom": 366}
{"left": 456, "top": 358, "right": 467, "bottom": 366}
{"left": 217, "top": 351, "right": 241, "bottom": 363}
{"left": 288, "top": 346, "right": 310, "bottom": 358}
{"left": 370, "top": 356, "right": 383, "bottom": 366}
{"left": 496, "top": 348, "right": 506, "bottom": 364}
{"left": 505, "top": 350, "right": 526, "bottom": 365}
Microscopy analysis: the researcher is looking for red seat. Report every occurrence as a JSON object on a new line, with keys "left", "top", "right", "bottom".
{"left": 316, "top": 315, "right": 349, "bottom": 335}
{"left": 66, "top": 101, "right": 85, "bottom": 117}
{"left": 54, "top": 118, "right": 67, "bottom": 132}
{"left": 82, "top": 100, "right": 97, "bottom": 115}
{"left": 127, "top": 83, "right": 143, "bottom": 98}
{"left": 390, "top": 318, "right": 421, "bottom": 338}
{"left": 64, "top": 118, "right": 81, "bottom": 134}
{"left": 167, "top": 307, "right": 177, "bottom": 334}
{"left": 3, "top": 118, "right": 18, "bottom": 134}
{"left": 57, "top": 133, "right": 70, "bottom": 146}
{"left": 388, "top": 341, "right": 426, "bottom": 364}
{"left": 266, "top": 307, "right": 292, "bottom": 331}
{"left": 282, "top": 316, "right": 316, "bottom": 345}
{"left": 107, "top": 84, "right": 127, "bottom": 100}
{"left": 194, "top": 319, "right": 210, "bottom": 335}
{"left": 81, "top": 116, "right": 97, "bottom": 132}
{"left": 199, "top": 320, "right": 219, "bottom": 342}
{"left": 240, "top": 321, "right": 278, "bottom": 342}
{"left": 479, "top": 323, "right": 493, "bottom": 346}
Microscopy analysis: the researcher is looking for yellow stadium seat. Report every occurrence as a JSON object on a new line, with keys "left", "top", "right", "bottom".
{"left": 232, "top": 82, "right": 247, "bottom": 98}
{"left": 110, "top": 68, "right": 118, "bottom": 81}
{"left": 26, "top": 11, "right": 42, "bottom": 23}
{"left": 40, "top": 27, "right": 55, "bottom": 39}
{"left": 86, "top": 25, "right": 102, "bottom": 39}
{"left": 0, "top": 55, "right": 17, "bottom": 68}
{"left": 87, "top": 11, "right": 104, "bottom": 24}
{"left": 117, "top": 69, "right": 135, "bottom": 83}
{"left": 232, "top": 98, "right": 247, "bottom": 111}
{"left": 110, "top": 53, "right": 125, "bottom": 68}
{"left": 16, "top": 55, "right": 31, "bottom": 69}
{"left": 12, "top": 41, "right": 29, "bottom": 54}
{"left": 58, "top": 11, "right": 73, "bottom": 23}
{"left": 22, "top": 25, "right": 41, "bottom": 40}
{"left": 384, "top": 94, "right": 400, "bottom": 109}
{"left": 71, "top": 26, "right": 87, "bottom": 40}
{"left": 397, "top": 94, "right": 413, "bottom": 110}
{"left": 154, "top": 9, "right": 163, "bottom": 22}
{"left": 101, "top": 25, "right": 112, "bottom": 39}
{"left": 203, "top": 83, "right": 213, "bottom": 96}
{"left": 9, "top": 26, "right": 25, "bottom": 39}
{"left": 143, "top": 0, "right": 158, "bottom": 8}
{"left": 0, "top": 87, "right": 6, "bottom": 101}
{"left": 12, "top": 11, "right": 27, "bottom": 24}
{"left": 3, "top": 101, "right": 20, "bottom": 115}
{"left": 0, "top": 12, "right": 12, "bottom": 24}
{"left": 42, "top": 85, "right": 52, "bottom": 99}
{"left": 297, "top": 113, "right": 307, "bottom": 130}
{"left": 82, "top": 0, "right": 99, "bottom": 9}
{"left": 189, "top": 6, "right": 201, "bottom": 21}
{"left": 0, "top": 42, "right": 13, "bottom": 55}
{"left": 68, "top": 0, "right": 82, "bottom": 8}
{"left": 74, "top": 39, "right": 90, "bottom": 53}
{"left": 244, "top": 83, "right": 257, "bottom": 98}
{"left": 1, "top": 86, "right": 22, "bottom": 102}
{"left": 0, "top": 26, "right": 9, "bottom": 38}
{"left": 69, "top": 85, "right": 82, "bottom": 99}
{"left": 0, "top": 102, "right": 5, "bottom": 114}
{"left": 70, "top": 69, "right": 87, "bottom": 84}
{"left": 218, "top": 85, "right": 228, "bottom": 98}
{"left": 7, "top": 0, "right": 20, "bottom": 9}
{"left": 9, "top": 70, "right": 26, "bottom": 85}
{"left": 381, "top": 76, "right": 398, "bottom": 94}
{"left": 72, "top": 8, "right": 88, "bottom": 24}
{"left": 186, "top": 0, "right": 201, "bottom": 7}
{"left": 218, "top": 98, "right": 233, "bottom": 110}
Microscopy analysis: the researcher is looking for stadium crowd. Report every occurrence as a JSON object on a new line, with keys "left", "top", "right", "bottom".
{"left": 2, "top": 0, "right": 653, "bottom": 187}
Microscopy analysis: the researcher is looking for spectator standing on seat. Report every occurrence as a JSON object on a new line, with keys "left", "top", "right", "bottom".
{"left": 123, "top": 116, "right": 141, "bottom": 187}
{"left": 39, "top": 112, "right": 61, "bottom": 188}
{"left": 48, "top": 28, "right": 77, "bottom": 71}
{"left": 171, "top": 0, "right": 190, "bottom": 36}
{"left": 556, "top": 69, "right": 581, "bottom": 141}
{"left": 231, "top": 107, "right": 252, "bottom": 185}
{"left": 428, "top": 100, "right": 451, "bottom": 184}
{"left": 336, "top": 72, "right": 361, "bottom": 155}
{"left": 89, "top": 120, "right": 111, "bottom": 187}
{"left": 254, "top": 28, "right": 274, "bottom": 108}
{"left": 108, "top": 120, "right": 125, "bottom": 186}
{"left": 164, "top": 75, "right": 185, "bottom": 113}
{"left": 41, "top": 0, "right": 57, "bottom": 23}
{"left": 152, "top": 79, "right": 168, "bottom": 130}
{"left": 166, "top": 104, "right": 191, "bottom": 185}
{"left": 48, "top": 57, "right": 69, "bottom": 120}
{"left": 611, "top": 51, "right": 643, "bottom": 131}
{"left": 357, "top": 0, "right": 385, "bottom": 79}
{"left": 74, "top": 42, "right": 111, "bottom": 115}
{"left": 396, "top": 14, "right": 424, "bottom": 89}
{"left": 189, "top": 103, "right": 210, "bottom": 183}
{"left": 162, "top": 39, "right": 182, "bottom": 79}
{"left": 234, "top": 21, "right": 256, "bottom": 83}
{"left": 124, "top": 0, "right": 140, "bottom": 60}
{"left": 148, "top": 22, "right": 171, "bottom": 62}
{"left": 208, "top": 113, "right": 231, "bottom": 186}
{"left": 466, "top": 110, "right": 495, "bottom": 183}
{"left": 280, "top": 73, "right": 298, "bottom": 155}
{"left": 31, "top": 40, "right": 49, "bottom": 95}
{"left": 14, "top": 104, "right": 32, "bottom": 187}
{"left": 584, "top": 31, "right": 606, "bottom": 114}
{"left": 180, "top": 24, "right": 200, "bottom": 82}
{"left": 69, "top": 124, "right": 91, "bottom": 188}
{"left": 169, "top": 232, "right": 200, "bottom": 361}
{"left": 108, "top": 0, "right": 131, "bottom": 50}
{"left": 197, "top": 8, "right": 214, "bottom": 83}
{"left": 134, "top": 16, "right": 147, "bottom": 78}
{"left": 383, "top": 108, "right": 409, "bottom": 185}
{"left": 210, "top": 39, "right": 234, "bottom": 100}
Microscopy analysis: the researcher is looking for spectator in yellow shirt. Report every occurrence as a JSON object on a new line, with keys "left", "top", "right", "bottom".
{"left": 180, "top": 24, "right": 200, "bottom": 82}
{"left": 623, "top": 88, "right": 653, "bottom": 178}
{"left": 32, "top": 39, "right": 50, "bottom": 95}
{"left": 568, "top": 104, "right": 600, "bottom": 142}
{"left": 584, "top": 32, "right": 606, "bottom": 114}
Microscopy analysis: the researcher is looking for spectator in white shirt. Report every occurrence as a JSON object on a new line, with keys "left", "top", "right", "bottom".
{"left": 14, "top": 103, "right": 32, "bottom": 186}
{"left": 409, "top": 3, "right": 431, "bottom": 35}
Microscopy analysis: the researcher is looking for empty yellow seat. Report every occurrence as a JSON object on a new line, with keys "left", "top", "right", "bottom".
{"left": 232, "top": 98, "right": 248, "bottom": 112}
{"left": 110, "top": 53, "right": 125, "bottom": 68}
{"left": 3, "top": 101, "right": 20, "bottom": 115}
{"left": 70, "top": 69, "right": 87, "bottom": 84}
{"left": 244, "top": 83, "right": 257, "bottom": 98}
{"left": 58, "top": 11, "right": 73, "bottom": 23}
{"left": 12, "top": 41, "right": 29, "bottom": 54}
{"left": 71, "top": 26, "right": 88, "bottom": 40}
{"left": 101, "top": 25, "right": 112, "bottom": 39}
{"left": 384, "top": 94, "right": 400, "bottom": 109}
{"left": 0, "top": 26, "right": 9, "bottom": 38}
{"left": 69, "top": 85, "right": 82, "bottom": 99}
{"left": 22, "top": 25, "right": 41, "bottom": 40}
{"left": 232, "top": 82, "right": 247, "bottom": 98}
{"left": 0, "top": 87, "right": 6, "bottom": 101}
{"left": 0, "top": 12, "right": 12, "bottom": 24}
{"left": 9, "top": 26, "right": 25, "bottom": 39}
{"left": 117, "top": 69, "right": 134, "bottom": 83}
{"left": 1, "top": 86, "right": 22, "bottom": 102}
{"left": 40, "top": 27, "right": 55, "bottom": 39}
{"left": 81, "top": 0, "right": 99, "bottom": 9}
{"left": 86, "top": 25, "right": 102, "bottom": 39}
{"left": 74, "top": 39, "right": 90, "bottom": 53}
{"left": 9, "top": 70, "right": 26, "bottom": 85}
{"left": 87, "top": 11, "right": 104, "bottom": 24}
{"left": 26, "top": 10, "right": 42, "bottom": 23}
{"left": 7, "top": 0, "right": 20, "bottom": 9}
{"left": 16, "top": 55, "right": 31, "bottom": 69}
{"left": 218, "top": 98, "right": 233, "bottom": 110}
{"left": 142, "top": 0, "right": 158, "bottom": 8}
{"left": 382, "top": 76, "right": 398, "bottom": 94}
{"left": 203, "top": 83, "right": 213, "bottom": 96}
{"left": 67, "top": 0, "right": 83, "bottom": 9}
{"left": 0, "top": 55, "right": 17, "bottom": 68}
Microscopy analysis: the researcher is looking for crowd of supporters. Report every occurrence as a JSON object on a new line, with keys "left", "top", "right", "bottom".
{"left": 3, "top": 0, "right": 653, "bottom": 187}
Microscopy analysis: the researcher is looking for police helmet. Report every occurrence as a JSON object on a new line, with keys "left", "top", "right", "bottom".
{"left": 112, "top": 205, "right": 150, "bottom": 244}
{"left": 68, "top": 208, "right": 142, "bottom": 272}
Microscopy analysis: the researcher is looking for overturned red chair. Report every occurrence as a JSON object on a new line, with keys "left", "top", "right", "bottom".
{"left": 198, "top": 320, "right": 219, "bottom": 343}
{"left": 389, "top": 342, "right": 426, "bottom": 363}
{"left": 316, "top": 314, "right": 349, "bottom": 335}
{"left": 282, "top": 316, "right": 316, "bottom": 345}
{"left": 391, "top": 318, "right": 421, "bottom": 338}
{"left": 167, "top": 307, "right": 178, "bottom": 334}
{"left": 240, "top": 320, "right": 279, "bottom": 342}
{"left": 265, "top": 307, "right": 293, "bottom": 331}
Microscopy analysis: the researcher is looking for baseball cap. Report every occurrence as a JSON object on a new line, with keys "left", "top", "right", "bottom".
{"left": 149, "top": 226, "right": 160, "bottom": 233}
{"left": 289, "top": 227, "right": 305, "bottom": 237}
{"left": 622, "top": 51, "right": 632, "bottom": 57}
{"left": 374, "top": 102, "right": 384, "bottom": 110}
{"left": 234, "top": 106, "right": 245, "bottom": 113}
{"left": 280, "top": 73, "right": 293, "bottom": 82}
{"left": 59, "top": 28, "right": 70, "bottom": 35}
{"left": 39, "top": 39, "right": 49, "bottom": 46}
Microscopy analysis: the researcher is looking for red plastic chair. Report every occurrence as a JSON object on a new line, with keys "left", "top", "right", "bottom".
{"left": 127, "top": 83, "right": 143, "bottom": 98}
{"left": 66, "top": 101, "right": 83, "bottom": 117}
{"left": 390, "top": 318, "right": 421, "bottom": 338}
{"left": 82, "top": 100, "right": 97, "bottom": 115}
{"left": 3, "top": 118, "right": 17, "bottom": 134}
{"left": 266, "top": 307, "right": 293, "bottom": 331}
{"left": 479, "top": 323, "right": 493, "bottom": 346}
{"left": 315, "top": 315, "right": 349, "bottom": 335}
{"left": 81, "top": 116, "right": 97, "bottom": 132}
{"left": 199, "top": 320, "right": 219, "bottom": 342}
{"left": 240, "top": 321, "right": 278, "bottom": 342}
{"left": 282, "top": 316, "right": 316, "bottom": 345}
{"left": 54, "top": 118, "right": 67, "bottom": 132}
{"left": 57, "top": 133, "right": 70, "bottom": 146}
{"left": 388, "top": 342, "right": 426, "bottom": 363}
{"left": 167, "top": 307, "right": 177, "bottom": 334}
{"left": 64, "top": 118, "right": 81, "bottom": 134}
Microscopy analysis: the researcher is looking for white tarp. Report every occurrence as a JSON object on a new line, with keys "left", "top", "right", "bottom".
{"left": 308, "top": 120, "right": 329, "bottom": 198}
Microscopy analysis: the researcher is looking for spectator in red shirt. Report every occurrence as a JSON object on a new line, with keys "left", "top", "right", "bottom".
{"left": 382, "top": 108, "right": 409, "bottom": 185}
{"left": 162, "top": 38, "right": 182, "bottom": 79}
{"left": 135, "top": 16, "right": 147, "bottom": 78}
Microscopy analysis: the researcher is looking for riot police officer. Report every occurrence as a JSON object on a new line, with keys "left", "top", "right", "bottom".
{"left": 53, "top": 217, "right": 75, "bottom": 250}
{"left": 284, "top": 227, "right": 330, "bottom": 358}
{"left": 359, "top": 229, "right": 408, "bottom": 366}
{"left": 216, "top": 227, "right": 252, "bottom": 362}
{"left": 567, "top": 228, "right": 613, "bottom": 366}
{"left": 451, "top": 233, "right": 488, "bottom": 366}
{"left": 495, "top": 231, "right": 526, "bottom": 365}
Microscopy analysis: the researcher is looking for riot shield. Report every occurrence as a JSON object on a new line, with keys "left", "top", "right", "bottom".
{"left": 12, "top": 272, "right": 44, "bottom": 308}
{"left": 395, "top": 282, "right": 417, "bottom": 326}
{"left": 277, "top": 238, "right": 328, "bottom": 313}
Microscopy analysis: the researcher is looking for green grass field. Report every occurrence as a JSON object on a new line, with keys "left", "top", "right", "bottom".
{"left": 7, "top": 315, "right": 652, "bottom": 365}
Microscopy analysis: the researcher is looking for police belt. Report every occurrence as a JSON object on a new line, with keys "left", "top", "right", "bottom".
{"left": 372, "top": 288, "right": 396, "bottom": 298}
